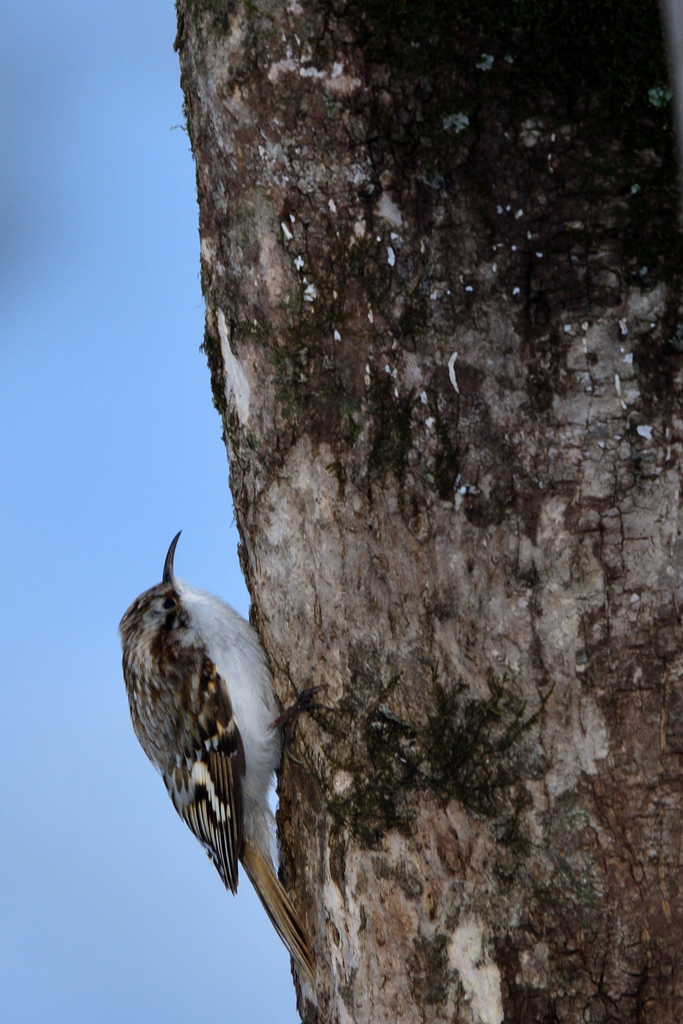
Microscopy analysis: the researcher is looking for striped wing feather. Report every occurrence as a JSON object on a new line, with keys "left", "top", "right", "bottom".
{"left": 166, "top": 658, "right": 245, "bottom": 894}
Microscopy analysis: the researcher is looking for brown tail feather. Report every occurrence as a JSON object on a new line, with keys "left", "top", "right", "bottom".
{"left": 241, "top": 840, "right": 315, "bottom": 980}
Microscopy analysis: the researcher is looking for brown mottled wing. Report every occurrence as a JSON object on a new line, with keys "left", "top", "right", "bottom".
{"left": 165, "top": 657, "right": 246, "bottom": 894}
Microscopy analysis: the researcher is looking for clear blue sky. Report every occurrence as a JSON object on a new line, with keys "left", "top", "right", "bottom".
{"left": 0, "top": 2, "right": 299, "bottom": 1021}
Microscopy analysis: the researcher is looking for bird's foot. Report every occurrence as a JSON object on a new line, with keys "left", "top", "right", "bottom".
{"left": 271, "top": 686, "right": 329, "bottom": 763}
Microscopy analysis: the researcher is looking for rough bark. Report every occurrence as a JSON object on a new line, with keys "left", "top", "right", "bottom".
{"left": 175, "top": 2, "right": 683, "bottom": 1021}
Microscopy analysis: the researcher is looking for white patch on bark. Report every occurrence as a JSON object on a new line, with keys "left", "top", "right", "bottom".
{"left": 200, "top": 236, "right": 216, "bottom": 265}
{"left": 300, "top": 64, "right": 326, "bottom": 79}
{"left": 448, "top": 918, "right": 504, "bottom": 1024}
{"left": 268, "top": 58, "right": 297, "bottom": 82}
{"left": 626, "top": 281, "right": 666, "bottom": 321}
{"left": 443, "top": 112, "right": 469, "bottom": 132}
{"left": 448, "top": 351, "right": 460, "bottom": 393}
{"left": 268, "top": 55, "right": 360, "bottom": 95}
{"left": 332, "top": 770, "right": 354, "bottom": 796}
{"left": 577, "top": 695, "right": 609, "bottom": 768}
{"left": 322, "top": 845, "right": 358, "bottom": 1024}
{"left": 217, "top": 309, "right": 250, "bottom": 426}
{"left": 377, "top": 192, "right": 403, "bottom": 227}
{"left": 519, "top": 942, "right": 550, "bottom": 988}
{"left": 545, "top": 690, "right": 609, "bottom": 799}
{"left": 519, "top": 118, "right": 542, "bottom": 147}
{"left": 326, "top": 74, "right": 363, "bottom": 97}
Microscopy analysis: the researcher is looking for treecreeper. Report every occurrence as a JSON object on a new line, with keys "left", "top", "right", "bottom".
{"left": 119, "top": 531, "right": 315, "bottom": 980}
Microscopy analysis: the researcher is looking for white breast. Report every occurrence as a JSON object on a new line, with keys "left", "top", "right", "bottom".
{"left": 176, "top": 582, "right": 281, "bottom": 819}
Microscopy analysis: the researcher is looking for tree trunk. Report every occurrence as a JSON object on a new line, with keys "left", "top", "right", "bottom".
{"left": 175, "top": 2, "right": 683, "bottom": 1020}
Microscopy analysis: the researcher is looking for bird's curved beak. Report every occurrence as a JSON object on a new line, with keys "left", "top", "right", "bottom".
{"left": 162, "top": 531, "right": 181, "bottom": 585}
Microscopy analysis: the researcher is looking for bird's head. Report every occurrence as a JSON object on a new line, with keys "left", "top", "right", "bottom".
{"left": 119, "top": 531, "right": 189, "bottom": 648}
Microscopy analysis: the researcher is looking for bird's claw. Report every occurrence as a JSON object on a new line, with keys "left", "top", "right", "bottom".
{"left": 271, "top": 685, "right": 330, "bottom": 762}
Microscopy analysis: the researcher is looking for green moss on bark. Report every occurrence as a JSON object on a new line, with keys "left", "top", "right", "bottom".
{"left": 316, "top": 667, "right": 546, "bottom": 849}
{"left": 367, "top": 371, "right": 414, "bottom": 485}
{"left": 187, "top": 0, "right": 235, "bottom": 34}
{"left": 407, "top": 933, "right": 452, "bottom": 1007}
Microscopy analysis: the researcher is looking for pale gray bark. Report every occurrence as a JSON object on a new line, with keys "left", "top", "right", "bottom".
{"left": 175, "top": 2, "right": 683, "bottom": 1021}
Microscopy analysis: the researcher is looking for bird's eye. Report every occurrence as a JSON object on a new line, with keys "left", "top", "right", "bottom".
{"left": 163, "top": 597, "right": 176, "bottom": 610}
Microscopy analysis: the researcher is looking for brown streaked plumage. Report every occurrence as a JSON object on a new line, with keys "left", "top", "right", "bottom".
{"left": 119, "top": 533, "right": 314, "bottom": 979}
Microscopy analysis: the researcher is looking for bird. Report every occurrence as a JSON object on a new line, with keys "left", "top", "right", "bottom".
{"left": 119, "top": 531, "right": 314, "bottom": 979}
